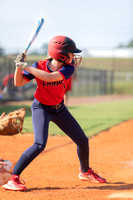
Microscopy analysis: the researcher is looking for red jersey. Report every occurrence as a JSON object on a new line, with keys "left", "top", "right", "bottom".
{"left": 22, "top": 59, "right": 74, "bottom": 105}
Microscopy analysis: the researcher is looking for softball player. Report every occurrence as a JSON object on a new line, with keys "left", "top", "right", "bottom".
{"left": 2, "top": 36, "right": 106, "bottom": 191}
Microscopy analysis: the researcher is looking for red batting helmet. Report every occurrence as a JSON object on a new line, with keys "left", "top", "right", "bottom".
{"left": 48, "top": 36, "right": 82, "bottom": 67}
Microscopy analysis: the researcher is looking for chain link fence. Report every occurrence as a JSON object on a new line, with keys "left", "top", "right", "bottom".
{"left": 0, "top": 49, "right": 133, "bottom": 101}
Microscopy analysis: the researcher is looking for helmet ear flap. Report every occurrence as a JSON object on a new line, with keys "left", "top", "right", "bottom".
{"left": 58, "top": 54, "right": 69, "bottom": 63}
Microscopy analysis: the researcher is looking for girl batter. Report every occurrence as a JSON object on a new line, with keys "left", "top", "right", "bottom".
{"left": 2, "top": 36, "right": 106, "bottom": 191}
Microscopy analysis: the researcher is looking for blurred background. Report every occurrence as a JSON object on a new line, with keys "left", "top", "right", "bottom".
{"left": 0, "top": 0, "right": 133, "bottom": 101}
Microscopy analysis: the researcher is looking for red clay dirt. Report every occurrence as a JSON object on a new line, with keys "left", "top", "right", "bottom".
{"left": 0, "top": 95, "right": 133, "bottom": 200}
{"left": 0, "top": 119, "right": 133, "bottom": 199}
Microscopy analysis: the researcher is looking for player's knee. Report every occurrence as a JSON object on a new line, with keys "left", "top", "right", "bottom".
{"left": 35, "top": 143, "right": 46, "bottom": 152}
{"left": 38, "top": 144, "right": 46, "bottom": 152}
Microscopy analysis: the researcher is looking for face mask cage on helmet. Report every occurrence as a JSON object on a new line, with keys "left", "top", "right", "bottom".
{"left": 65, "top": 54, "right": 82, "bottom": 68}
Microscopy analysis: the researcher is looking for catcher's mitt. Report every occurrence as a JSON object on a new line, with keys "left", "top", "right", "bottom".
{"left": 0, "top": 108, "right": 26, "bottom": 136}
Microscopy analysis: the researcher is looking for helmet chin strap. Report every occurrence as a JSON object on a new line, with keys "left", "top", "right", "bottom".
{"left": 65, "top": 55, "right": 71, "bottom": 64}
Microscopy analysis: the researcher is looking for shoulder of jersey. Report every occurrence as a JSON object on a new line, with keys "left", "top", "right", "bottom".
{"left": 38, "top": 59, "right": 47, "bottom": 65}
{"left": 64, "top": 63, "right": 75, "bottom": 68}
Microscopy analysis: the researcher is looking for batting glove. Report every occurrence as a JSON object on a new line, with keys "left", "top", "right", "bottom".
{"left": 15, "top": 53, "right": 26, "bottom": 63}
{"left": 16, "top": 62, "right": 28, "bottom": 69}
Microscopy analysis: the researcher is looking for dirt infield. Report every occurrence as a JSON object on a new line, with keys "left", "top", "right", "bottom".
{"left": 1, "top": 94, "right": 133, "bottom": 107}
{"left": 0, "top": 118, "right": 133, "bottom": 200}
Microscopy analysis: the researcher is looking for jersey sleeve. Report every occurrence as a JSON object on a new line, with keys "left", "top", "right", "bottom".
{"left": 58, "top": 65, "right": 74, "bottom": 80}
{"left": 22, "top": 62, "right": 38, "bottom": 81}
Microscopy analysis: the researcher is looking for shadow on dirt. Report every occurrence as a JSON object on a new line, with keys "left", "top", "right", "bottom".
{"left": 43, "top": 141, "right": 73, "bottom": 154}
{"left": 26, "top": 186, "right": 68, "bottom": 192}
{"left": 25, "top": 182, "right": 133, "bottom": 192}
{"left": 83, "top": 182, "right": 133, "bottom": 190}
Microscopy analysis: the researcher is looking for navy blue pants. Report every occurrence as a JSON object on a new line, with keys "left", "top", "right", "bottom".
{"left": 13, "top": 98, "right": 89, "bottom": 175}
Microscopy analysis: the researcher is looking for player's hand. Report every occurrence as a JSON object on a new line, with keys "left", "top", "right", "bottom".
{"left": 15, "top": 53, "right": 25, "bottom": 62}
{"left": 23, "top": 53, "right": 27, "bottom": 61}
{"left": 0, "top": 161, "right": 7, "bottom": 167}
{"left": 0, "top": 159, "right": 8, "bottom": 173}
{"left": 16, "top": 62, "right": 28, "bottom": 69}
{"left": 0, "top": 112, "right": 5, "bottom": 119}
{"left": 15, "top": 52, "right": 28, "bottom": 68}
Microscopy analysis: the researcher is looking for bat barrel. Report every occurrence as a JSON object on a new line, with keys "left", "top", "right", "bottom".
{"left": 24, "top": 18, "right": 44, "bottom": 54}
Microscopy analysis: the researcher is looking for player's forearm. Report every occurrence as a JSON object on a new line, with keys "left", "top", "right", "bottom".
{"left": 24, "top": 66, "right": 62, "bottom": 82}
{"left": 14, "top": 67, "right": 26, "bottom": 86}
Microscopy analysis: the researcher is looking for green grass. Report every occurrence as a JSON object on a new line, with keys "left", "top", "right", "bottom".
{"left": 0, "top": 99, "right": 133, "bottom": 138}
{"left": 81, "top": 57, "right": 133, "bottom": 71}
{"left": 113, "top": 81, "right": 133, "bottom": 94}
